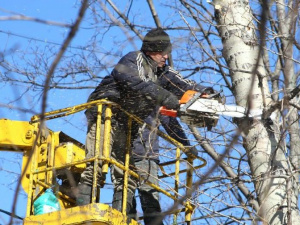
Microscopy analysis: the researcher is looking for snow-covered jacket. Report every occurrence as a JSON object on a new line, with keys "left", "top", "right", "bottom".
{"left": 86, "top": 50, "right": 213, "bottom": 161}
{"left": 88, "top": 51, "right": 211, "bottom": 117}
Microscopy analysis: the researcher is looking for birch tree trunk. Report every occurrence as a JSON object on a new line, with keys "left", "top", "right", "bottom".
{"left": 212, "top": 0, "right": 300, "bottom": 224}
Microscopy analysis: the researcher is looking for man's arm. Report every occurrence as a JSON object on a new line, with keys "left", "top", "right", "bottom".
{"left": 162, "top": 66, "right": 214, "bottom": 98}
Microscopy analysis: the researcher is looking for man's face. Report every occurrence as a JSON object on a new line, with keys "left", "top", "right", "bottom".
{"left": 146, "top": 51, "right": 169, "bottom": 67}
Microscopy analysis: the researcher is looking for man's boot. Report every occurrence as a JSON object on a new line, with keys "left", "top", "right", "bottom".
{"left": 112, "top": 191, "right": 137, "bottom": 222}
{"left": 140, "top": 191, "right": 164, "bottom": 225}
{"left": 142, "top": 207, "right": 164, "bottom": 225}
{"left": 76, "top": 183, "right": 92, "bottom": 206}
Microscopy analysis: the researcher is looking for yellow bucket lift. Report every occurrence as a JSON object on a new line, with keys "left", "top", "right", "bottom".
{"left": 0, "top": 99, "right": 207, "bottom": 225}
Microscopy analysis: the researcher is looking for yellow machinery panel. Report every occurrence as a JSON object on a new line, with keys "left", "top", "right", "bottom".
{"left": 23, "top": 203, "right": 139, "bottom": 225}
{"left": 55, "top": 141, "right": 86, "bottom": 171}
{"left": 18, "top": 127, "right": 86, "bottom": 198}
{"left": 0, "top": 119, "right": 34, "bottom": 150}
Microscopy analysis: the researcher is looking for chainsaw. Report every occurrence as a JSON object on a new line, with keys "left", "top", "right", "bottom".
{"left": 160, "top": 90, "right": 274, "bottom": 128}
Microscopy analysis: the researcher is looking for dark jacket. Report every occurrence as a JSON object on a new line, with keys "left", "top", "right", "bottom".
{"left": 88, "top": 51, "right": 211, "bottom": 118}
{"left": 87, "top": 50, "right": 213, "bottom": 161}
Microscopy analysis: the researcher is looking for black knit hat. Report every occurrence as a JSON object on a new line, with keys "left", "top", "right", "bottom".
{"left": 141, "top": 28, "right": 172, "bottom": 53}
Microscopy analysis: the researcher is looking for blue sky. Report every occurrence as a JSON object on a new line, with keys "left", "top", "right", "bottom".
{"left": 1, "top": 1, "right": 90, "bottom": 118}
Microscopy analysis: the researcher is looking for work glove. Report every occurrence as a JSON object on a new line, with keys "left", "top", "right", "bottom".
{"left": 162, "top": 94, "right": 180, "bottom": 110}
{"left": 185, "top": 146, "right": 198, "bottom": 159}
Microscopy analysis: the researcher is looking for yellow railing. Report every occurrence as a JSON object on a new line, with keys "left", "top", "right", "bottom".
{"left": 26, "top": 99, "right": 207, "bottom": 224}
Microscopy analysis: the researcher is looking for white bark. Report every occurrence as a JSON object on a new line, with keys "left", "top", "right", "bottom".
{"left": 277, "top": 0, "right": 300, "bottom": 184}
{"left": 212, "top": 0, "right": 300, "bottom": 224}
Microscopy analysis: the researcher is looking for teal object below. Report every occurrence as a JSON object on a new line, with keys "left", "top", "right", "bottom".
{"left": 33, "top": 189, "right": 61, "bottom": 215}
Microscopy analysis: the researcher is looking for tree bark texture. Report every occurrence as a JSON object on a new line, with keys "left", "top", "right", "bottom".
{"left": 212, "top": 0, "right": 300, "bottom": 224}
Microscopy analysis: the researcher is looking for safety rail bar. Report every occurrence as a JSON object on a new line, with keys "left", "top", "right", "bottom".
{"left": 28, "top": 99, "right": 207, "bottom": 224}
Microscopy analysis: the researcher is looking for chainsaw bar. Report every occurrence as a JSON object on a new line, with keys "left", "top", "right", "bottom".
{"left": 160, "top": 90, "right": 274, "bottom": 128}
{"left": 184, "top": 98, "right": 267, "bottom": 118}
{"left": 178, "top": 98, "right": 270, "bottom": 127}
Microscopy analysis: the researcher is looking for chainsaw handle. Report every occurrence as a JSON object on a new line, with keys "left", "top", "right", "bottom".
{"left": 160, "top": 90, "right": 209, "bottom": 117}
{"left": 159, "top": 106, "right": 178, "bottom": 117}
{"left": 179, "top": 90, "right": 209, "bottom": 104}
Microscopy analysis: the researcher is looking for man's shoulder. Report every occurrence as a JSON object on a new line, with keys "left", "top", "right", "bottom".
{"left": 120, "top": 50, "right": 143, "bottom": 61}
{"left": 165, "top": 66, "right": 180, "bottom": 76}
